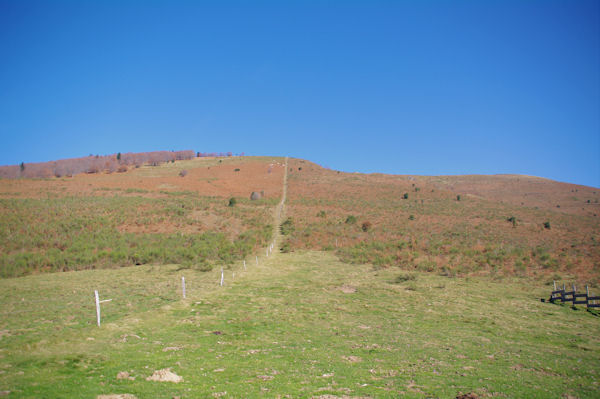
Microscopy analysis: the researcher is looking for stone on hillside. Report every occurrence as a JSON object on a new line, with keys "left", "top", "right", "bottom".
{"left": 146, "top": 368, "right": 183, "bottom": 383}
{"left": 250, "top": 191, "right": 262, "bottom": 200}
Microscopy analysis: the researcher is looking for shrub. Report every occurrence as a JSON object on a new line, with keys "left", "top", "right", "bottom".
{"left": 361, "top": 221, "right": 372, "bottom": 232}
{"left": 280, "top": 240, "right": 292, "bottom": 253}
{"left": 543, "top": 221, "right": 551, "bottom": 229}
{"left": 117, "top": 166, "right": 128, "bottom": 173}
{"left": 20, "top": 162, "right": 25, "bottom": 172}
{"left": 394, "top": 273, "right": 416, "bottom": 283}
{"left": 280, "top": 217, "right": 294, "bottom": 235}
{"left": 408, "top": 214, "right": 415, "bottom": 220}
{"left": 457, "top": 195, "right": 461, "bottom": 201}
{"left": 234, "top": 168, "right": 240, "bottom": 172}
{"left": 179, "top": 170, "right": 188, "bottom": 177}
{"left": 317, "top": 210, "right": 327, "bottom": 218}
{"left": 228, "top": 197, "right": 236, "bottom": 207}
{"left": 345, "top": 215, "right": 357, "bottom": 224}
{"left": 403, "top": 193, "right": 409, "bottom": 200}
{"left": 507, "top": 216, "right": 516, "bottom": 228}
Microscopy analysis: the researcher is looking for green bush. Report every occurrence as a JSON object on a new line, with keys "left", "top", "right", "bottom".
{"left": 280, "top": 217, "right": 294, "bottom": 235}
{"left": 345, "top": 215, "right": 357, "bottom": 224}
{"left": 228, "top": 197, "right": 237, "bottom": 207}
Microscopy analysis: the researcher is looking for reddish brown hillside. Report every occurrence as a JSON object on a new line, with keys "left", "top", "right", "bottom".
{"left": 284, "top": 159, "right": 600, "bottom": 283}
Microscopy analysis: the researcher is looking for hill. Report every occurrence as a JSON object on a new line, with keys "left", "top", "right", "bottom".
{"left": 1, "top": 155, "right": 598, "bottom": 283}
{"left": 0, "top": 154, "right": 599, "bottom": 398}
{"left": 284, "top": 159, "right": 599, "bottom": 283}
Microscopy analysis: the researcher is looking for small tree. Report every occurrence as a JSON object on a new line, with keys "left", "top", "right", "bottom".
{"left": 20, "top": 162, "right": 25, "bottom": 172}
{"left": 228, "top": 197, "right": 236, "bottom": 207}
{"left": 456, "top": 195, "right": 461, "bottom": 201}
{"left": 403, "top": 193, "right": 409, "bottom": 200}
{"left": 117, "top": 152, "right": 121, "bottom": 161}
{"left": 543, "top": 221, "right": 551, "bottom": 230}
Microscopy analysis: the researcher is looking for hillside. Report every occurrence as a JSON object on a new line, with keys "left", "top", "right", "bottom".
{"left": 285, "top": 159, "right": 599, "bottom": 283}
{"left": 1, "top": 154, "right": 599, "bottom": 398}
{"left": 1, "top": 155, "right": 598, "bottom": 283}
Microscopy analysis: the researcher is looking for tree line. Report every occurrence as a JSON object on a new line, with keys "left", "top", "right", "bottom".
{"left": 0, "top": 150, "right": 239, "bottom": 179}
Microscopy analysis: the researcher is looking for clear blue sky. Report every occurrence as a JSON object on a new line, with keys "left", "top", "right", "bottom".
{"left": 1, "top": 0, "right": 599, "bottom": 187}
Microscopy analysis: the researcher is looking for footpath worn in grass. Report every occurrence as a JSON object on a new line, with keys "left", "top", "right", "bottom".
{"left": 1, "top": 251, "right": 598, "bottom": 398}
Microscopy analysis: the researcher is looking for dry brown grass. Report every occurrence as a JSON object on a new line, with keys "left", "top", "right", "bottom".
{"left": 285, "top": 159, "right": 600, "bottom": 282}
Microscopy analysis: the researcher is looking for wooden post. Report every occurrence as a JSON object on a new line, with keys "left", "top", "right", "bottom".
{"left": 573, "top": 284, "right": 576, "bottom": 293}
{"left": 553, "top": 281, "right": 556, "bottom": 291}
{"left": 256, "top": 256, "right": 258, "bottom": 266}
{"left": 94, "top": 290, "right": 101, "bottom": 327}
{"left": 220, "top": 268, "right": 224, "bottom": 286}
{"left": 182, "top": 276, "right": 186, "bottom": 299}
{"left": 243, "top": 260, "right": 246, "bottom": 270}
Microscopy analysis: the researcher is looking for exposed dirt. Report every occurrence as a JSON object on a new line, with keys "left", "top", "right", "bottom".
{"left": 145, "top": 368, "right": 183, "bottom": 383}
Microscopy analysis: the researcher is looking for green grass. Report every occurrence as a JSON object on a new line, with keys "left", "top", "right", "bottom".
{"left": 0, "top": 195, "right": 273, "bottom": 277}
{"left": 1, "top": 251, "right": 598, "bottom": 398}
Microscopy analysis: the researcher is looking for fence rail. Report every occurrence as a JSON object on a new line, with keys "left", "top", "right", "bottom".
{"left": 546, "top": 282, "right": 600, "bottom": 309}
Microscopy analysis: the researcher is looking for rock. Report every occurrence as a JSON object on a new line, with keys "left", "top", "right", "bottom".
{"left": 250, "top": 191, "right": 262, "bottom": 200}
{"left": 146, "top": 368, "right": 183, "bottom": 383}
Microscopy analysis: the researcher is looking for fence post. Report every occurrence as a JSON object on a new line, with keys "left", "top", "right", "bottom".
{"left": 95, "top": 290, "right": 101, "bottom": 327}
{"left": 553, "top": 281, "right": 556, "bottom": 291}
{"left": 182, "top": 276, "right": 186, "bottom": 299}
{"left": 256, "top": 256, "right": 258, "bottom": 266}
{"left": 243, "top": 260, "right": 246, "bottom": 270}
{"left": 220, "top": 268, "right": 224, "bottom": 286}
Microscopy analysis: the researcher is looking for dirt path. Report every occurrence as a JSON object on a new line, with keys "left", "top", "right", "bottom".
{"left": 268, "top": 156, "right": 288, "bottom": 256}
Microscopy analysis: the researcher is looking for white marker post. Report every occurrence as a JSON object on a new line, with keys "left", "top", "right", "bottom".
{"left": 182, "top": 276, "right": 186, "bottom": 299}
{"left": 94, "top": 290, "right": 112, "bottom": 327}
{"left": 256, "top": 256, "right": 258, "bottom": 265}
{"left": 233, "top": 272, "right": 235, "bottom": 280}
{"left": 220, "top": 268, "right": 224, "bottom": 286}
{"left": 95, "top": 290, "right": 101, "bottom": 327}
{"left": 243, "top": 259, "right": 246, "bottom": 270}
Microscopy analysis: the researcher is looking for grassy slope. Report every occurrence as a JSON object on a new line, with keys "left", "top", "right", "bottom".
{"left": 1, "top": 251, "right": 598, "bottom": 398}
{"left": 285, "top": 159, "right": 600, "bottom": 283}
{"left": 0, "top": 157, "right": 283, "bottom": 277}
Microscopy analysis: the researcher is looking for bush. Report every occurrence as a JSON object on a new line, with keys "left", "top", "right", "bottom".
{"left": 280, "top": 240, "right": 292, "bottom": 253}
{"left": 345, "top": 215, "right": 357, "bottom": 224}
{"left": 317, "top": 210, "right": 327, "bottom": 218}
{"left": 234, "top": 168, "right": 240, "bottom": 172}
{"left": 408, "top": 214, "right": 415, "bottom": 220}
{"left": 280, "top": 217, "right": 294, "bottom": 235}
{"left": 394, "top": 273, "right": 416, "bottom": 283}
{"left": 179, "top": 170, "right": 188, "bottom": 177}
{"left": 228, "top": 197, "right": 236, "bottom": 207}
{"left": 543, "top": 221, "right": 551, "bottom": 230}
{"left": 507, "top": 216, "right": 516, "bottom": 227}
{"left": 457, "top": 195, "right": 461, "bottom": 201}
{"left": 403, "top": 193, "right": 409, "bottom": 200}
{"left": 361, "top": 221, "right": 372, "bottom": 232}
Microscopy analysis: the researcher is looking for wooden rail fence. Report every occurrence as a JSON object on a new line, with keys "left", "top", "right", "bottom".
{"left": 546, "top": 282, "right": 600, "bottom": 309}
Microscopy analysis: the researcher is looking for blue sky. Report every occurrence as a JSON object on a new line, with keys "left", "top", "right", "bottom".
{"left": 1, "top": 0, "right": 599, "bottom": 187}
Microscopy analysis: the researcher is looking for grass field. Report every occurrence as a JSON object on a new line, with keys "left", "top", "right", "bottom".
{"left": 1, "top": 250, "right": 598, "bottom": 398}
